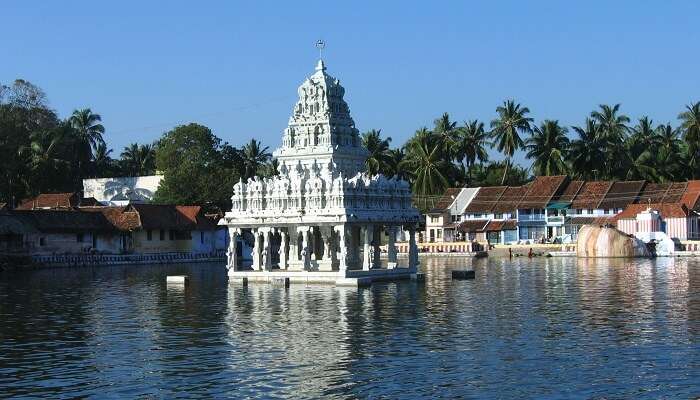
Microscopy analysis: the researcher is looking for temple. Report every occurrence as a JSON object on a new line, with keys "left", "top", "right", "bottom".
{"left": 222, "top": 58, "right": 420, "bottom": 285}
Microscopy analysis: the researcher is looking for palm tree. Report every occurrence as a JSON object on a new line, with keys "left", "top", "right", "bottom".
{"left": 386, "top": 148, "right": 409, "bottom": 180}
{"left": 590, "top": 104, "right": 630, "bottom": 179}
{"left": 590, "top": 104, "right": 630, "bottom": 143}
{"left": 361, "top": 129, "right": 392, "bottom": 176}
{"left": 20, "top": 128, "right": 71, "bottom": 192}
{"left": 568, "top": 118, "right": 604, "bottom": 180}
{"left": 489, "top": 100, "right": 533, "bottom": 184}
{"left": 240, "top": 139, "right": 271, "bottom": 179}
{"left": 457, "top": 120, "right": 490, "bottom": 184}
{"left": 69, "top": 108, "right": 105, "bottom": 165}
{"left": 121, "top": 143, "right": 155, "bottom": 176}
{"left": 433, "top": 112, "right": 459, "bottom": 159}
{"left": 92, "top": 143, "right": 114, "bottom": 177}
{"left": 404, "top": 131, "right": 452, "bottom": 197}
{"left": 678, "top": 101, "right": 700, "bottom": 177}
{"left": 625, "top": 117, "right": 662, "bottom": 181}
{"left": 525, "top": 120, "right": 570, "bottom": 176}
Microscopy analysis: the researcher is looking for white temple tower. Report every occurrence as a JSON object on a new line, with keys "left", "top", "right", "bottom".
{"left": 222, "top": 58, "right": 420, "bottom": 285}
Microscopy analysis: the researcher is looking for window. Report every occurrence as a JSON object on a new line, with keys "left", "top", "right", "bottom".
{"left": 495, "top": 213, "right": 503, "bottom": 219}
{"left": 147, "top": 230, "right": 153, "bottom": 241}
{"left": 200, "top": 232, "right": 205, "bottom": 244}
{"left": 76, "top": 233, "right": 84, "bottom": 243}
{"left": 437, "top": 230, "right": 442, "bottom": 239}
{"left": 160, "top": 229, "right": 165, "bottom": 241}
{"left": 39, "top": 237, "right": 46, "bottom": 246}
{"left": 169, "top": 230, "right": 175, "bottom": 240}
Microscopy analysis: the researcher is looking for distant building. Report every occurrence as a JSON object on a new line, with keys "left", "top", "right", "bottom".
{"left": 16, "top": 192, "right": 100, "bottom": 210}
{"left": 82, "top": 175, "right": 163, "bottom": 206}
{"left": 427, "top": 176, "right": 700, "bottom": 246}
{"left": 0, "top": 204, "right": 225, "bottom": 256}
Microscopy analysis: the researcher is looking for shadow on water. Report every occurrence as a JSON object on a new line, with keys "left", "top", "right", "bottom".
{"left": 1, "top": 257, "right": 699, "bottom": 398}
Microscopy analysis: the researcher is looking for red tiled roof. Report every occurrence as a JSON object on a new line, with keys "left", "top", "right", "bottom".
{"left": 598, "top": 180, "right": 645, "bottom": 210}
{"left": 429, "top": 188, "right": 462, "bottom": 214}
{"left": 518, "top": 175, "right": 568, "bottom": 209}
{"left": 457, "top": 219, "right": 490, "bottom": 232}
{"left": 616, "top": 203, "right": 691, "bottom": 220}
{"left": 571, "top": 181, "right": 613, "bottom": 209}
{"left": 635, "top": 183, "right": 673, "bottom": 204}
{"left": 16, "top": 192, "right": 79, "bottom": 210}
{"left": 554, "top": 180, "right": 584, "bottom": 203}
{"left": 681, "top": 180, "right": 700, "bottom": 210}
{"left": 492, "top": 186, "right": 528, "bottom": 213}
{"left": 484, "top": 219, "right": 517, "bottom": 231}
{"left": 464, "top": 186, "right": 507, "bottom": 213}
{"left": 129, "top": 204, "right": 218, "bottom": 231}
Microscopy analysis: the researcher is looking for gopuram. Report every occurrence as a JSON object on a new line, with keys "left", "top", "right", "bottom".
{"left": 222, "top": 56, "right": 420, "bottom": 286}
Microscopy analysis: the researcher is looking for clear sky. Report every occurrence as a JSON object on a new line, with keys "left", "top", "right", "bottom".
{"left": 2, "top": 1, "right": 699, "bottom": 165}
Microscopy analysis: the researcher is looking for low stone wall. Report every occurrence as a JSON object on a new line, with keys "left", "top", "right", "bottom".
{"left": 31, "top": 251, "right": 226, "bottom": 268}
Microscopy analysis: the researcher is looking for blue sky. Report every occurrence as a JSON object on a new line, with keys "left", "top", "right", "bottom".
{"left": 2, "top": 1, "right": 699, "bottom": 165}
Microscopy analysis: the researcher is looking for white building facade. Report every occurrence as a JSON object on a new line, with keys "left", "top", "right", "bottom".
{"left": 222, "top": 59, "right": 420, "bottom": 285}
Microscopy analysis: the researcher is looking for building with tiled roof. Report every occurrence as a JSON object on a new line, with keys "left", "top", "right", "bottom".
{"left": 16, "top": 192, "right": 99, "bottom": 210}
{"left": 424, "top": 187, "right": 479, "bottom": 243}
{"left": 616, "top": 203, "right": 699, "bottom": 240}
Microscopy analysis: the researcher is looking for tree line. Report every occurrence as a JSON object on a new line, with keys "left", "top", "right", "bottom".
{"left": 361, "top": 100, "right": 700, "bottom": 207}
{"left": 0, "top": 79, "right": 274, "bottom": 210}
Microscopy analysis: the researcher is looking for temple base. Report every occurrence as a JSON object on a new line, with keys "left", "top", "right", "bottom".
{"left": 228, "top": 267, "right": 416, "bottom": 287}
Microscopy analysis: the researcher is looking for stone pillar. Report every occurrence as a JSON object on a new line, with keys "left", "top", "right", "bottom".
{"left": 227, "top": 227, "right": 240, "bottom": 273}
{"left": 301, "top": 227, "right": 311, "bottom": 270}
{"left": 321, "top": 226, "right": 333, "bottom": 261}
{"left": 335, "top": 224, "right": 348, "bottom": 272}
{"left": 362, "top": 225, "right": 372, "bottom": 271}
{"left": 252, "top": 229, "right": 262, "bottom": 271}
{"left": 408, "top": 226, "right": 418, "bottom": 272}
{"left": 372, "top": 225, "right": 381, "bottom": 269}
{"left": 262, "top": 228, "right": 272, "bottom": 271}
{"left": 387, "top": 226, "right": 397, "bottom": 268}
{"left": 279, "top": 229, "right": 288, "bottom": 270}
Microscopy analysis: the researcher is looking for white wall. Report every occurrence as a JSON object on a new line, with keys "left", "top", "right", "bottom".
{"left": 82, "top": 175, "right": 163, "bottom": 206}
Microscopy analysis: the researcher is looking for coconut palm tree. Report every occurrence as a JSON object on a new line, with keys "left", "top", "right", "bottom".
{"left": 655, "top": 123, "right": 685, "bottom": 182}
{"left": 404, "top": 133, "right": 451, "bottom": 197}
{"left": 525, "top": 120, "right": 570, "bottom": 176}
{"left": 590, "top": 104, "right": 629, "bottom": 178}
{"left": 92, "top": 143, "right": 115, "bottom": 177}
{"left": 69, "top": 108, "right": 105, "bottom": 165}
{"left": 433, "top": 112, "right": 459, "bottom": 159}
{"left": 361, "top": 129, "right": 392, "bottom": 176}
{"left": 568, "top": 118, "right": 604, "bottom": 180}
{"left": 457, "top": 120, "right": 490, "bottom": 184}
{"left": 240, "top": 139, "right": 271, "bottom": 179}
{"left": 678, "top": 101, "right": 700, "bottom": 177}
{"left": 20, "top": 127, "right": 71, "bottom": 193}
{"left": 386, "top": 148, "right": 409, "bottom": 180}
{"left": 490, "top": 100, "right": 533, "bottom": 184}
{"left": 121, "top": 143, "right": 155, "bottom": 176}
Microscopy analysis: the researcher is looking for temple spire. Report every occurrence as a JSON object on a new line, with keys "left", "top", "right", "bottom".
{"left": 315, "top": 59, "right": 326, "bottom": 72}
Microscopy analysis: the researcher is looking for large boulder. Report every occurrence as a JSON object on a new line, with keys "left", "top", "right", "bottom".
{"left": 576, "top": 225, "right": 651, "bottom": 258}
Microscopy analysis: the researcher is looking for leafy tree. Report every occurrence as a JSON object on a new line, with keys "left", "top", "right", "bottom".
{"left": 154, "top": 123, "right": 240, "bottom": 210}
{"left": 386, "top": 148, "right": 410, "bottom": 180}
{"left": 361, "top": 129, "right": 392, "bottom": 176}
{"left": 590, "top": 104, "right": 629, "bottom": 179}
{"left": 403, "top": 132, "right": 451, "bottom": 197}
{"left": 490, "top": 100, "right": 533, "bottom": 184}
{"left": 433, "top": 112, "right": 459, "bottom": 159}
{"left": 240, "top": 139, "right": 271, "bottom": 180}
{"left": 525, "top": 120, "right": 569, "bottom": 176}
{"left": 471, "top": 161, "right": 531, "bottom": 187}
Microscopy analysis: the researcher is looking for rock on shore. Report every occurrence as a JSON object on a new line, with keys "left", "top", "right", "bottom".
{"left": 576, "top": 225, "right": 651, "bottom": 258}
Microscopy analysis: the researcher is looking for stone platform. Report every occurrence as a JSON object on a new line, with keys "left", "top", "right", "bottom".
{"left": 228, "top": 267, "right": 418, "bottom": 287}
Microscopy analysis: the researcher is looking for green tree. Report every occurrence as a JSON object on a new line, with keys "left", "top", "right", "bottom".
{"left": 490, "top": 100, "right": 533, "bottom": 184}
{"left": 471, "top": 161, "right": 531, "bottom": 187}
{"left": 361, "top": 129, "right": 392, "bottom": 176}
{"left": 92, "top": 143, "right": 117, "bottom": 177}
{"left": 154, "top": 123, "right": 240, "bottom": 210}
{"left": 120, "top": 143, "right": 156, "bottom": 176}
{"left": 457, "top": 120, "right": 490, "bottom": 184}
{"left": 433, "top": 112, "right": 459, "bottom": 159}
{"left": 403, "top": 132, "right": 451, "bottom": 197}
{"left": 240, "top": 139, "right": 271, "bottom": 180}
{"left": 525, "top": 120, "right": 569, "bottom": 176}
{"left": 678, "top": 101, "right": 700, "bottom": 178}
{"left": 590, "top": 104, "right": 629, "bottom": 179}
{"left": 386, "top": 148, "right": 410, "bottom": 180}
{"left": 69, "top": 108, "right": 105, "bottom": 173}
{"left": 655, "top": 123, "right": 685, "bottom": 181}
{"left": 568, "top": 118, "right": 604, "bottom": 180}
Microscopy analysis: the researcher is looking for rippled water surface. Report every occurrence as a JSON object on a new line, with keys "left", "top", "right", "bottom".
{"left": 1, "top": 256, "right": 700, "bottom": 399}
